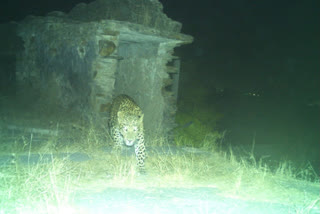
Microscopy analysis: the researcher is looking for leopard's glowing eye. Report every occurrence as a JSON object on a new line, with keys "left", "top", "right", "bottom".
{"left": 123, "top": 126, "right": 128, "bottom": 132}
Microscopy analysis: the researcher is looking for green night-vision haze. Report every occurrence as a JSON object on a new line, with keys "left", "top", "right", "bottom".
{"left": 1, "top": 0, "right": 319, "bottom": 175}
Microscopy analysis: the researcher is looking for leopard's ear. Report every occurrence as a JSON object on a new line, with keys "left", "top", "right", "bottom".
{"left": 139, "top": 113, "right": 144, "bottom": 122}
{"left": 117, "top": 111, "right": 124, "bottom": 120}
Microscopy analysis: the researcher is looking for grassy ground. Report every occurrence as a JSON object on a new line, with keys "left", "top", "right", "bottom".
{"left": 0, "top": 94, "right": 319, "bottom": 213}
{"left": 0, "top": 123, "right": 319, "bottom": 213}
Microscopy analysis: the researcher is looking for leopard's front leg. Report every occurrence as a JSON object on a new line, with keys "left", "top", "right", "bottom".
{"left": 134, "top": 140, "right": 146, "bottom": 171}
{"left": 111, "top": 126, "right": 123, "bottom": 152}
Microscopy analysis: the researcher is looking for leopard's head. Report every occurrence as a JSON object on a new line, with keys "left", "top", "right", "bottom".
{"left": 117, "top": 111, "right": 144, "bottom": 146}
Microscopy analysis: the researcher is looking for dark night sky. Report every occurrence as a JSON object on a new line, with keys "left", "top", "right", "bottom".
{"left": 1, "top": 0, "right": 318, "bottom": 59}
{"left": 1, "top": 0, "right": 319, "bottom": 95}
{"left": 2, "top": 0, "right": 319, "bottom": 44}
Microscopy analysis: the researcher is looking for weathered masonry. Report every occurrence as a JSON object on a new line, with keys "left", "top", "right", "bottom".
{"left": 4, "top": 0, "right": 193, "bottom": 136}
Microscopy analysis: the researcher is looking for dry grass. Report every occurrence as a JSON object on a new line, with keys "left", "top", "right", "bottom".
{"left": 1, "top": 150, "right": 319, "bottom": 213}
{"left": 0, "top": 122, "right": 319, "bottom": 213}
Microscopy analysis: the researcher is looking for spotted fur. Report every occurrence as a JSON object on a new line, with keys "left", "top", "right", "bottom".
{"left": 109, "top": 94, "right": 146, "bottom": 170}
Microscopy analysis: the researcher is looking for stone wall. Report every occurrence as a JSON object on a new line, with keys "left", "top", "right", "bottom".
{"left": 16, "top": 17, "right": 98, "bottom": 112}
{"left": 67, "top": 0, "right": 182, "bottom": 33}
{"left": 12, "top": 0, "right": 193, "bottom": 137}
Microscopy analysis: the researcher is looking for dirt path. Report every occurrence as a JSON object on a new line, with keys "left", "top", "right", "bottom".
{"left": 71, "top": 186, "right": 317, "bottom": 214}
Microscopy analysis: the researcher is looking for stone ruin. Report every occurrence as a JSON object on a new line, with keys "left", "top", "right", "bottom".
{"left": 0, "top": 0, "right": 193, "bottom": 137}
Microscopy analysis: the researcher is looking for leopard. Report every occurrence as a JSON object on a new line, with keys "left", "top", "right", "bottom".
{"left": 108, "top": 94, "right": 146, "bottom": 171}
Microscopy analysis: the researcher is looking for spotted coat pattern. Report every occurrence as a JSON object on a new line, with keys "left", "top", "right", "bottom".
{"left": 109, "top": 94, "right": 146, "bottom": 170}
